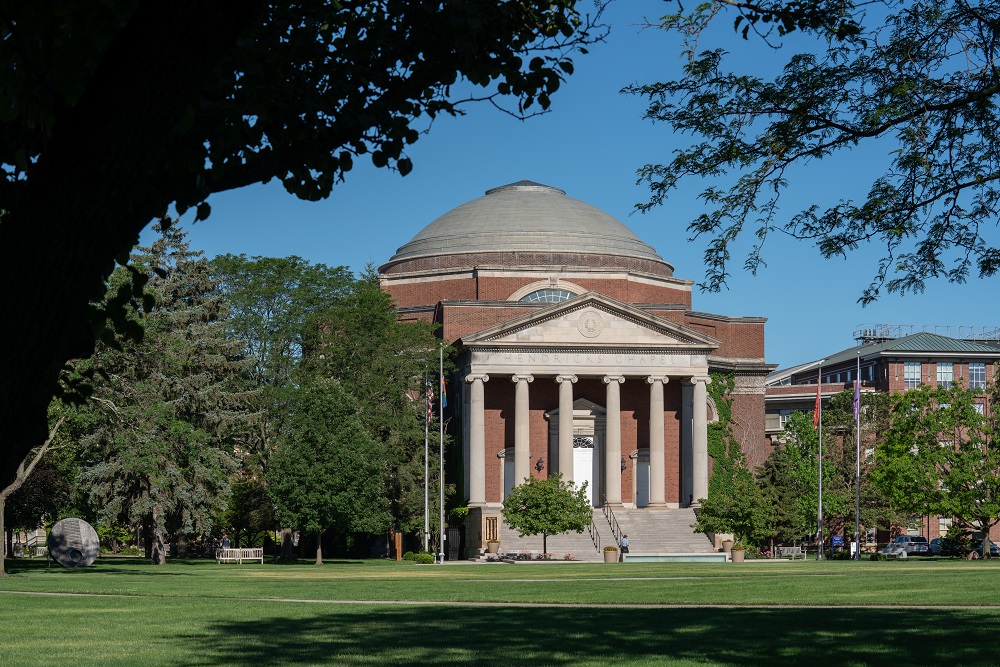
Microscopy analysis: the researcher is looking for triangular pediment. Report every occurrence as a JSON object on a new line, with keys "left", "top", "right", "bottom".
{"left": 460, "top": 292, "right": 719, "bottom": 350}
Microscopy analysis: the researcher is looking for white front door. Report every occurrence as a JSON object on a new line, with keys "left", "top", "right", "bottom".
{"left": 573, "top": 437, "right": 598, "bottom": 507}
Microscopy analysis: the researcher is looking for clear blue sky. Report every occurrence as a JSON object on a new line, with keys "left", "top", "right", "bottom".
{"left": 159, "top": 0, "right": 999, "bottom": 371}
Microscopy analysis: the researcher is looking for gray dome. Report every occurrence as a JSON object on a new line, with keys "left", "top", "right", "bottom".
{"left": 387, "top": 181, "right": 665, "bottom": 264}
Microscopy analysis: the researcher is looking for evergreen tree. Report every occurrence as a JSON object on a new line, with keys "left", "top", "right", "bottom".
{"left": 79, "top": 221, "right": 255, "bottom": 564}
{"left": 267, "top": 379, "right": 389, "bottom": 565}
{"left": 303, "top": 268, "right": 443, "bottom": 536}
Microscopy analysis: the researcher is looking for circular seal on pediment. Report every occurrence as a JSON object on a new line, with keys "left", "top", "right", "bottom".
{"left": 577, "top": 311, "right": 604, "bottom": 338}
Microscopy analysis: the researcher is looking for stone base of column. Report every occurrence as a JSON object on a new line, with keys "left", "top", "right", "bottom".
{"left": 689, "top": 501, "right": 702, "bottom": 509}
{"left": 604, "top": 501, "right": 625, "bottom": 510}
{"left": 645, "top": 501, "right": 669, "bottom": 509}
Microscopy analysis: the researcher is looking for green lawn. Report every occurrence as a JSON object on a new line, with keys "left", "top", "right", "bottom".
{"left": 3, "top": 557, "right": 1000, "bottom": 665}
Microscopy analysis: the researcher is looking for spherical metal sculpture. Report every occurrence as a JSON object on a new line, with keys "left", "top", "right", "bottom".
{"left": 47, "top": 518, "right": 100, "bottom": 568}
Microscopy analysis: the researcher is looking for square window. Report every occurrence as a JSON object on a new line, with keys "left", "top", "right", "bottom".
{"left": 937, "top": 363, "right": 953, "bottom": 389}
{"left": 970, "top": 362, "right": 986, "bottom": 389}
{"left": 974, "top": 403, "right": 985, "bottom": 415}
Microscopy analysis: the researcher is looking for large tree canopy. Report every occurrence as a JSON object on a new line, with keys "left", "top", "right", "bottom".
{"left": 0, "top": 0, "right": 606, "bottom": 487}
{"left": 628, "top": 1, "right": 1000, "bottom": 302}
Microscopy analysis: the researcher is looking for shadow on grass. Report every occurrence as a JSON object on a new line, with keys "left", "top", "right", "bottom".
{"left": 187, "top": 606, "right": 1000, "bottom": 666}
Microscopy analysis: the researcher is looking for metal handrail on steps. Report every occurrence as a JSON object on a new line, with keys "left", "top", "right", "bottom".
{"left": 587, "top": 521, "right": 601, "bottom": 553}
{"left": 601, "top": 495, "right": 623, "bottom": 545}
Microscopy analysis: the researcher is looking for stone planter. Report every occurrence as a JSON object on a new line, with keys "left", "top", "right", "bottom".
{"left": 722, "top": 540, "right": 734, "bottom": 554}
{"left": 486, "top": 542, "right": 499, "bottom": 554}
{"left": 603, "top": 549, "right": 619, "bottom": 563}
{"left": 731, "top": 549, "right": 745, "bottom": 563}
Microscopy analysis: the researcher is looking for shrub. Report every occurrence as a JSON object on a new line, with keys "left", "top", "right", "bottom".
{"left": 401, "top": 551, "right": 416, "bottom": 561}
{"left": 413, "top": 553, "right": 434, "bottom": 564}
{"left": 603, "top": 545, "right": 618, "bottom": 552}
{"left": 870, "top": 552, "right": 886, "bottom": 561}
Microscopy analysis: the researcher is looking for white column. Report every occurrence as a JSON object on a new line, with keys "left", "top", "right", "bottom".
{"left": 603, "top": 375, "right": 624, "bottom": 507}
{"left": 691, "top": 376, "right": 712, "bottom": 507}
{"left": 646, "top": 376, "right": 668, "bottom": 508}
{"left": 556, "top": 375, "right": 577, "bottom": 483}
{"left": 512, "top": 374, "right": 533, "bottom": 484}
{"left": 466, "top": 374, "right": 489, "bottom": 506}
{"left": 681, "top": 381, "right": 694, "bottom": 507}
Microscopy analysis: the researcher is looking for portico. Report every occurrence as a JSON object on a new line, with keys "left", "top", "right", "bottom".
{"left": 458, "top": 293, "right": 718, "bottom": 518}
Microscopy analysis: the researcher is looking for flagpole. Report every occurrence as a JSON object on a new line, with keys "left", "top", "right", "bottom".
{"left": 439, "top": 341, "right": 445, "bottom": 565}
{"left": 855, "top": 350, "right": 862, "bottom": 560}
{"left": 424, "top": 372, "right": 429, "bottom": 555}
{"left": 816, "top": 362, "right": 824, "bottom": 561}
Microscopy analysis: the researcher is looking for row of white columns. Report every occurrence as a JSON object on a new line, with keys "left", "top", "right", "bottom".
{"left": 465, "top": 373, "right": 711, "bottom": 508}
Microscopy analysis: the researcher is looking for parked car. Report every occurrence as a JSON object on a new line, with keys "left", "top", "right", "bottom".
{"left": 969, "top": 540, "right": 1000, "bottom": 558}
{"left": 929, "top": 536, "right": 971, "bottom": 557}
{"left": 879, "top": 535, "right": 931, "bottom": 558}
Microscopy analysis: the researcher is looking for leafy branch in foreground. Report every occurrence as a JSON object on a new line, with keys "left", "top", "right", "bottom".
{"left": 628, "top": 1, "right": 1000, "bottom": 303}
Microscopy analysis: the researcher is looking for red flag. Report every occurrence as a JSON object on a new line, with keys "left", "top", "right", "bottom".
{"left": 814, "top": 367, "right": 822, "bottom": 428}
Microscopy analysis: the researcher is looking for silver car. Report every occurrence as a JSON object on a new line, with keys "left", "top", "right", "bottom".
{"left": 879, "top": 535, "right": 931, "bottom": 558}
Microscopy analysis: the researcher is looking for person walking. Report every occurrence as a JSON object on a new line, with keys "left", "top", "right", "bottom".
{"left": 619, "top": 534, "right": 629, "bottom": 562}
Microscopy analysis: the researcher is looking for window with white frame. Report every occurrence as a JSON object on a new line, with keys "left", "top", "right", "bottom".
{"left": 939, "top": 517, "right": 954, "bottom": 534}
{"left": 779, "top": 409, "right": 795, "bottom": 429}
{"left": 937, "top": 362, "right": 953, "bottom": 389}
{"left": 904, "top": 362, "right": 921, "bottom": 389}
{"left": 970, "top": 362, "right": 986, "bottom": 389}
{"left": 974, "top": 403, "right": 985, "bottom": 415}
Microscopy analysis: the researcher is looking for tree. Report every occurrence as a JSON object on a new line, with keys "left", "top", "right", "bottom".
{"left": 0, "top": 1, "right": 608, "bottom": 490}
{"left": 267, "top": 378, "right": 389, "bottom": 564}
{"left": 873, "top": 381, "right": 1000, "bottom": 558}
{"left": 210, "top": 254, "right": 354, "bottom": 552}
{"left": 627, "top": 1, "right": 1000, "bottom": 303}
{"left": 0, "top": 416, "right": 64, "bottom": 576}
{"left": 303, "top": 268, "right": 443, "bottom": 535}
{"left": 758, "top": 393, "right": 901, "bottom": 549}
{"left": 79, "top": 223, "right": 254, "bottom": 564}
{"left": 694, "top": 461, "right": 768, "bottom": 547}
{"left": 501, "top": 473, "right": 591, "bottom": 555}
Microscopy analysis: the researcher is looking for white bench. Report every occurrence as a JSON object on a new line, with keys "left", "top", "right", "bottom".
{"left": 216, "top": 547, "right": 264, "bottom": 564}
{"left": 777, "top": 546, "right": 805, "bottom": 560}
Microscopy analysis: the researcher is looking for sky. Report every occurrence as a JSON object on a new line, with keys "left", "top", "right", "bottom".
{"left": 155, "top": 0, "right": 1000, "bottom": 372}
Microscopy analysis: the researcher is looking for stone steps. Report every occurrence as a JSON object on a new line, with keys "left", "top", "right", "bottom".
{"left": 487, "top": 508, "right": 713, "bottom": 561}
{"left": 497, "top": 518, "right": 605, "bottom": 561}
{"left": 601, "top": 508, "right": 714, "bottom": 554}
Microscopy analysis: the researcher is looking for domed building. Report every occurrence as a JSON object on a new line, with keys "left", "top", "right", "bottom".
{"left": 380, "top": 181, "right": 773, "bottom": 558}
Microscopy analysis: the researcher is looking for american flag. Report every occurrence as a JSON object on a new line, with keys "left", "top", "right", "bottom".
{"left": 426, "top": 380, "right": 434, "bottom": 427}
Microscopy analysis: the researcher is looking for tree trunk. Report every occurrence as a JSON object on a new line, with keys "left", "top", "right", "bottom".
{"left": 150, "top": 505, "right": 167, "bottom": 565}
{"left": 280, "top": 527, "right": 294, "bottom": 561}
{"left": 315, "top": 530, "right": 323, "bottom": 566}
{"left": 542, "top": 532, "right": 548, "bottom": 556}
{"left": 0, "top": 497, "right": 7, "bottom": 577}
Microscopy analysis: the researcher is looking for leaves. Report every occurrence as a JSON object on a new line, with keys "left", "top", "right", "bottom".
{"left": 502, "top": 473, "right": 592, "bottom": 549}
{"left": 629, "top": 1, "right": 1000, "bottom": 301}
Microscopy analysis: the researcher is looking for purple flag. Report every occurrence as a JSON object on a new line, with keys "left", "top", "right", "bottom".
{"left": 853, "top": 379, "right": 861, "bottom": 422}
